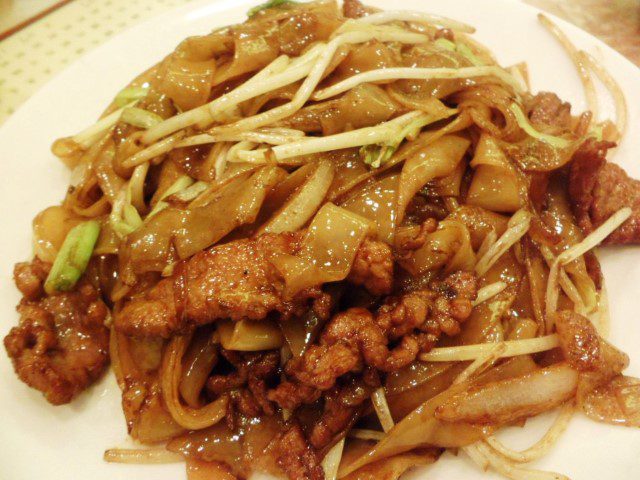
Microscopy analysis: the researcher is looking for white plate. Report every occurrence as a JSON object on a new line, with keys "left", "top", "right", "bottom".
{"left": 1, "top": 1, "right": 639, "bottom": 479}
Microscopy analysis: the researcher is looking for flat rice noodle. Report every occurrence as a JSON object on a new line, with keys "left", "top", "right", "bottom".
{"left": 543, "top": 181, "right": 598, "bottom": 312}
{"left": 341, "top": 446, "right": 439, "bottom": 480}
{"left": 467, "top": 134, "right": 525, "bottom": 213}
{"left": 502, "top": 135, "right": 580, "bottom": 172}
{"left": 122, "top": 166, "right": 284, "bottom": 278}
{"left": 388, "top": 355, "right": 539, "bottom": 422}
{"left": 242, "top": 82, "right": 298, "bottom": 117}
{"left": 446, "top": 252, "right": 522, "bottom": 346}
{"left": 284, "top": 84, "right": 398, "bottom": 135}
{"left": 260, "top": 161, "right": 317, "bottom": 215}
{"left": 338, "top": 381, "right": 483, "bottom": 476}
{"left": 435, "top": 363, "right": 578, "bottom": 425}
{"left": 394, "top": 44, "right": 472, "bottom": 99}
{"left": 186, "top": 459, "right": 237, "bottom": 480}
{"left": 400, "top": 219, "right": 475, "bottom": 275}
{"left": 341, "top": 174, "right": 399, "bottom": 244}
{"left": 111, "top": 331, "right": 185, "bottom": 443}
{"left": 325, "top": 149, "right": 369, "bottom": 201}
{"left": 581, "top": 376, "right": 640, "bottom": 427}
{"left": 429, "top": 159, "right": 465, "bottom": 197}
{"left": 132, "top": 391, "right": 187, "bottom": 443}
{"left": 452, "top": 84, "right": 520, "bottom": 140}
{"left": 396, "top": 134, "right": 470, "bottom": 225}
{"left": 258, "top": 160, "right": 334, "bottom": 234}
{"left": 158, "top": 55, "right": 216, "bottom": 111}
{"left": 94, "top": 142, "right": 126, "bottom": 202}
{"left": 241, "top": 415, "right": 285, "bottom": 475}
{"left": 32, "top": 206, "right": 83, "bottom": 263}
{"left": 175, "top": 30, "right": 234, "bottom": 60}
{"left": 272, "top": 203, "right": 372, "bottom": 296}
{"left": 168, "top": 423, "right": 243, "bottom": 471}
{"left": 330, "top": 39, "right": 400, "bottom": 84}
{"left": 150, "top": 159, "right": 187, "bottom": 207}
{"left": 523, "top": 239, "right": 548, "bottom": 331}
{"left": 252, "top": 0, "right": 341, "bottom": 55}
{"left": 386, "top": 361, "right": 457, "bottom": 396}
{"left": 387, "top": 363, "right": 466, "bottom": 420}
{"left": 474, "top": 355, "right": 539, "bottom": 386}
{"left": 280, "top": 308, "right": 327, "bottom": 357}
{"left": 212, "top": 23, "right": 279, "bottom": 86}
{"left": 448, "top": 205, "right": 508, "bottom": 249}
{"left": 180, "top": 330, "right": 218, "bottom": 408}
{"left": 327, "top": 113, "right": 473, "bottom": 204}
{"left": 175, "top": 165, "right": 286, "bottom": 258}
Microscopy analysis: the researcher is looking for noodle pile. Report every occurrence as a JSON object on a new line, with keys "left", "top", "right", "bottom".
{"left": 9, "top": 1, "right": 640, "bottom": 480}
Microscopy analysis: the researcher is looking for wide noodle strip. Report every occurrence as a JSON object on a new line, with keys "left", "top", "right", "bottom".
{"left": 272, "top": 202, "right": 372, "bottom": 296}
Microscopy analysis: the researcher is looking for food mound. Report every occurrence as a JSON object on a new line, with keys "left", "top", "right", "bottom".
{"left": 4, "top": 1, "right": 640, "bottom": 479}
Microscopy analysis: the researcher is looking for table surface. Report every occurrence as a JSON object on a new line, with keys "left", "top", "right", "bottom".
{"left": 0, "top": 0, "right": 638, "bottom": 124}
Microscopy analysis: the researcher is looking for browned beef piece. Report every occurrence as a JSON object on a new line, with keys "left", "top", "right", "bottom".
{"left": 269, "top": 272, "right": 477, "bottom": 410}
{"left": 527, "top": 92, "right": 572, "bottom": 133}
{"left": 4, "top": 261, "right": 109, "bottom": 405}
{"left": 273, "top": 424, "right": 325, "bottom": 480}
{"left": 569, "top": 139, "right": 640, "bottom": 244}
{"left": 115, "top": 232, "right": 394, "bottom": 338}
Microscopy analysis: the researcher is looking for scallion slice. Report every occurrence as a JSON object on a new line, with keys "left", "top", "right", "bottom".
{"left": 121, "top": 107, "right": 163, "bottom": 130}
{"left": 115, "top": 86, "right": 149, "bottom": 107}
{"left": 44, "top": 221, "right": 101, "bottom": 295}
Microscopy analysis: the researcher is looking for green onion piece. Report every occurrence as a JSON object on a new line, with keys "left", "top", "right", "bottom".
{"left": 247, "top": 0, "right": 297, "bottom": 17}
{"left": 457, "top": 42, "right": 484, "bottom": 66}
{"left": 360, "top": 144, "right": 395, "bottom": 169}
{"left": 360, "top": 113, "right": 438, "bottom": 169}
{"left": 589, "top": 123, "right": 604, "bottom": 142}
{"left": 434, "top": 38, "right": 456, "bottom": 51}
{"left": 147, "top": 175, "right": 195, "bottom": 219}
{"left": 115, "top": 86, "right": 149, "bottom": 107}
{"left": 434, "top": 38, "right": 483, "bottom": 66}
{"left": 121, "top": 107, "right": 163, "bottom": 130}
{"left": 44, "top": 221, "right": 101, "bottom": 295}
{"left": 509, "top": 103, "right": 571, "bottom": 149}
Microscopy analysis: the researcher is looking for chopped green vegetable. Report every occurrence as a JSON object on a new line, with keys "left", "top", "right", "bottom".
{"left": 509, "top": 103, "right": 571, "bottom": 149}
{"left": 147, "top": 175, "right": 195, "bottom": 219}
{"left": 121, "top": 107, "right": 163, "bottom": 130}
{"left": 114, "top": 86, "right": 149, "bottom": 107}
{"left": 434, "top": 38, "right": 483, "bottom": 66}
{"left": 360, "top": 114, "right": 440, "bottom": 168}
{"left": 247, "top": 0, "right": 297, "bottom": 17}
{"left": 44, "top": 221, "right": 101, "bottom": 295}
{"left": 456, "top": 42, "right": 484, "bottom": 66}
{"left": 434, "top": 38, "right": 456, "bottom": 51}
{"left": 360, "top": 144, "right": 396, "bottom": 169}
{"left": 589, "top": 123, "right": 604, "bottom": 142}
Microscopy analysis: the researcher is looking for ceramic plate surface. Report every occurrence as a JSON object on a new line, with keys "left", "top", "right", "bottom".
{"left": 0, "top": 0, "right": 638, "bottom": 478}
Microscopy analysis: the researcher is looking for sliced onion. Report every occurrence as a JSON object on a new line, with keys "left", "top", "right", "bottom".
{"left": 435, "top": 363, "right": 578, "bottom": 425}
{"left": 339, "top": 382, "right": 482, "bottom": 476}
